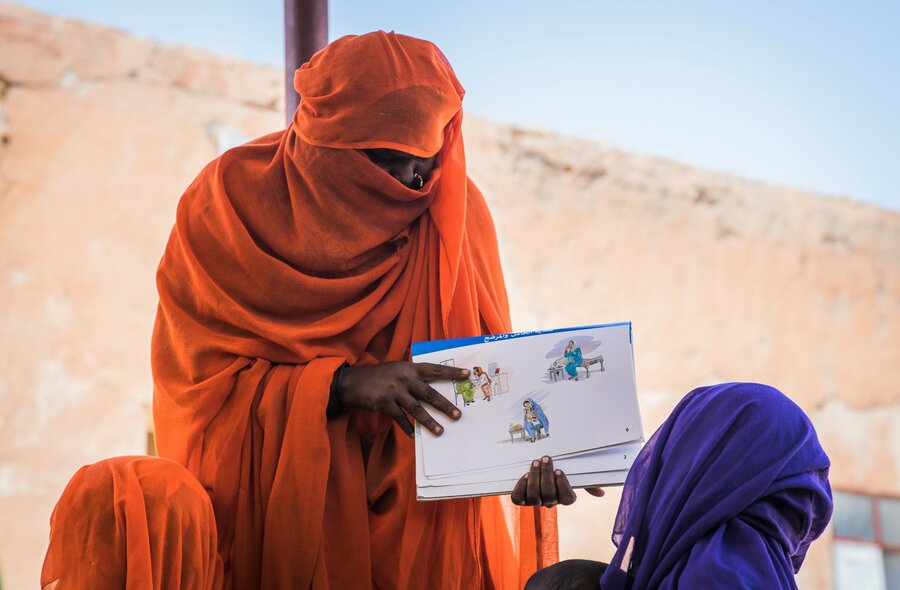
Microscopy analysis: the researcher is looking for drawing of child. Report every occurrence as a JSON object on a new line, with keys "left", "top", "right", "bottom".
{"left": 473, "top": 366, "right": 493, "bottom": 401}
{"left": 564, "top": 340, "right": 583, "bottom": 381}
{"left": 523, "top": 398, "right": 550, "bottom": 442}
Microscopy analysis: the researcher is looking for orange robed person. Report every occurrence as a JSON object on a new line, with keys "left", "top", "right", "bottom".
{"left": 148, "top": 32, "right": 556, "bottom": 588}
{"left": 41, "top": 456, "right": 224, "bottom": 589}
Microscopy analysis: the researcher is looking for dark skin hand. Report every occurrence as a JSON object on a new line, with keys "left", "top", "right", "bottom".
{"left": 511, "top": 456, "right": 606, "bottom": 507}
{"left": 362, "top": 148, "right": 437, "bottom": 189}
{"left": 336, "top": 362, "right": 467, "bottom": 436}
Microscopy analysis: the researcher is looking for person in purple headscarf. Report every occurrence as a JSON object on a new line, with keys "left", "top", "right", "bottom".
{"left": 513, "top": 382, "right": 833, "bottom": 590}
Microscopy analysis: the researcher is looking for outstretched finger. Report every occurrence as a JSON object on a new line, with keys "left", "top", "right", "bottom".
{"left": 413, "top": 381, "right": 461, "bottom": 420}
{"left": 554, "top": 470, "right": 578, "bottom": 506}
{"left": 414, "top": 362, "right": 470, "bottom": 383}
{"left": 585, "top": 487, "right": 606, "bottom": 498}
{"left": 400, "top": 395, "right": 444, "bottom": 436}
{"left": 525, "top": 460, "right": 541, "bottom": 506}
{"left": 511, "top": 474, "right": 529, "bottom": 506}
{"left": 388, "top": 402, "right": 415, "bottom": 437}
{"left": 539, "top": 456, "right": 558, "bottom": 507}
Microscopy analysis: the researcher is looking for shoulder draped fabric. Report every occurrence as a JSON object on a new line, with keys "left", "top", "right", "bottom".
{"left": 600, "top": 382, "right": 833, "bottom": 590}
{"left": 152, "top": 31, "right": 556, "bottom": 589}
{"left": 41, "top": 456, "right": 222, "bottom": 590}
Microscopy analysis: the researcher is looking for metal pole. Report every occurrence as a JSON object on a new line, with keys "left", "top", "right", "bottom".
{"left": 285, "top": 0, "right": 328, "bottom": 126}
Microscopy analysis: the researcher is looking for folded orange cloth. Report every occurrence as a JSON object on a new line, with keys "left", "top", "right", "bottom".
{"left": 41, "top": 456, "right": 222, "bottom": 590}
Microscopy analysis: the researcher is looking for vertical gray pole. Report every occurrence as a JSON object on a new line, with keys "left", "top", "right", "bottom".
{"left": 285, "top": 0, "right": 328, "bottom": 126}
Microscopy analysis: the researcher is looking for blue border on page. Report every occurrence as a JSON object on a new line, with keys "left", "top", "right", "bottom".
{"left": 411, "top": 321, "right": 632, "bottom": 356}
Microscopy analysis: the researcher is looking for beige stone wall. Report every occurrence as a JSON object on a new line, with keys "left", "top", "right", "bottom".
{"left": 1, "top": 3, "right": 897, "bottom": 588}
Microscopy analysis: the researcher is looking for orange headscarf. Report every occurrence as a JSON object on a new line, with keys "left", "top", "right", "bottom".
{"left": 41, "top": 456, "right": 222, "bottom": 590}
{"left": 153, "top": 31, "right": 555, "bottom": 589}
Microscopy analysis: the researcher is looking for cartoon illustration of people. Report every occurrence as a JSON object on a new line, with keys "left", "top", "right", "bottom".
{"left": 473, "top": 366, "right": 493, "bottom": 401}
{"left": 455, "top": 378, "right": 476, "bottom": 406}
{"left": 564, "top": 340, "right": 583, "bottom": 380}
{"left": 523, "top": 398, "right": 550, "bottom": 442}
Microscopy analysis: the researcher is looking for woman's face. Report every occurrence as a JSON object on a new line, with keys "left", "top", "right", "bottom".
{"left": 524, "top": 401, "right": 533, "bottom": 409}
{"left": 362, "top": 148, "right": 437, "bottom": 189}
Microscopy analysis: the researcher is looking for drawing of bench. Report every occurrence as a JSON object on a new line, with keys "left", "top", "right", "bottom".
{"left": 547, "top": 355, "right": 605, "bottom": 382}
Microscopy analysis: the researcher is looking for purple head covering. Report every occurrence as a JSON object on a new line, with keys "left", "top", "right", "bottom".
{"left": 600, "top": 382, "right": 832, "bottom": 590}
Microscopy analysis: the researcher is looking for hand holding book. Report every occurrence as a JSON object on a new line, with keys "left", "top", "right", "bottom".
{"left": 333, "top": 361, "right": 467, "bottom": 436}
{"left": 511, "top": 456, "right": 606, "bottom": 507}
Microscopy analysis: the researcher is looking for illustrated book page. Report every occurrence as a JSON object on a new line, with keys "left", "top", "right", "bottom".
{"left": 412, "top": 322, "right": 644, "bottom": 498}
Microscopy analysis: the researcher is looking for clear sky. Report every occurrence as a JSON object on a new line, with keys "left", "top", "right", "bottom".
{"left": 16, "top": 0, "right": 900, "bottom": 210}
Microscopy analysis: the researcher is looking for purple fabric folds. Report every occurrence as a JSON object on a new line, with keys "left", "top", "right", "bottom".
{"left": 600, "top": 382, "right": 832, "bottom": 590}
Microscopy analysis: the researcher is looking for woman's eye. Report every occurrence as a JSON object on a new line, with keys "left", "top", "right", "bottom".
{"left": 363, "top": 149, "right": 422, "bottom": 168}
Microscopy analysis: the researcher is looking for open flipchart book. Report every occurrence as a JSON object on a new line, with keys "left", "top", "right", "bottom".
{"left": 412, "top": 322, "right": 645, "bottom": 500}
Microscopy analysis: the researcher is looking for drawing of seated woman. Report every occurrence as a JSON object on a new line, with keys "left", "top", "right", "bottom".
{"left": 456, "top": 378, "right": 476, "bottom": 406}
{"left": 523, "top": 398, "right": 550, "bottom": 442}
{"left": 564, "top": 340, "right": 583, "bottom": 380}
{"left": 473, "top": 366, "right": 493, "bottom": 401}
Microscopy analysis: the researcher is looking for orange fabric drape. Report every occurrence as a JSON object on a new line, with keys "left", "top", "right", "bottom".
{"left": 152, "top": 31, "right": 556, "bottom": 589}
{"left": 41, "top": 456, "right": 222, "bottom": 590}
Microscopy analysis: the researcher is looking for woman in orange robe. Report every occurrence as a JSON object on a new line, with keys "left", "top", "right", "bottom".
{"left": 152, "top": 32, "right": 556, "bottom": 588}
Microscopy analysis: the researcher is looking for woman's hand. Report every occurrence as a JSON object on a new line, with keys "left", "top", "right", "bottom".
{"left": 338, "top": 362, "right": 467, "bottom": 437}
{"left": 511, "top": 456, "right": 605, "bottom": 507}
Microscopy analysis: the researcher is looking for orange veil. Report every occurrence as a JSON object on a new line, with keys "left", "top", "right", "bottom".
{"left": 41, "top": 456, "right": 222, "bottom": 590}
{"left": 152, "top": 31, "right": 556, "bottom": 588}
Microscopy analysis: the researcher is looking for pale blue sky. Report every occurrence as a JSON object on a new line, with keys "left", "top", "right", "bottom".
{"left": 18, "top": 0, "right": 900, "bottom": 210}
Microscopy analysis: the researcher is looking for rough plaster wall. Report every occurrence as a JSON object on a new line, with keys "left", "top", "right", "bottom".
{"left": 1, "top": 3, "right": 898, "bottom": 588}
